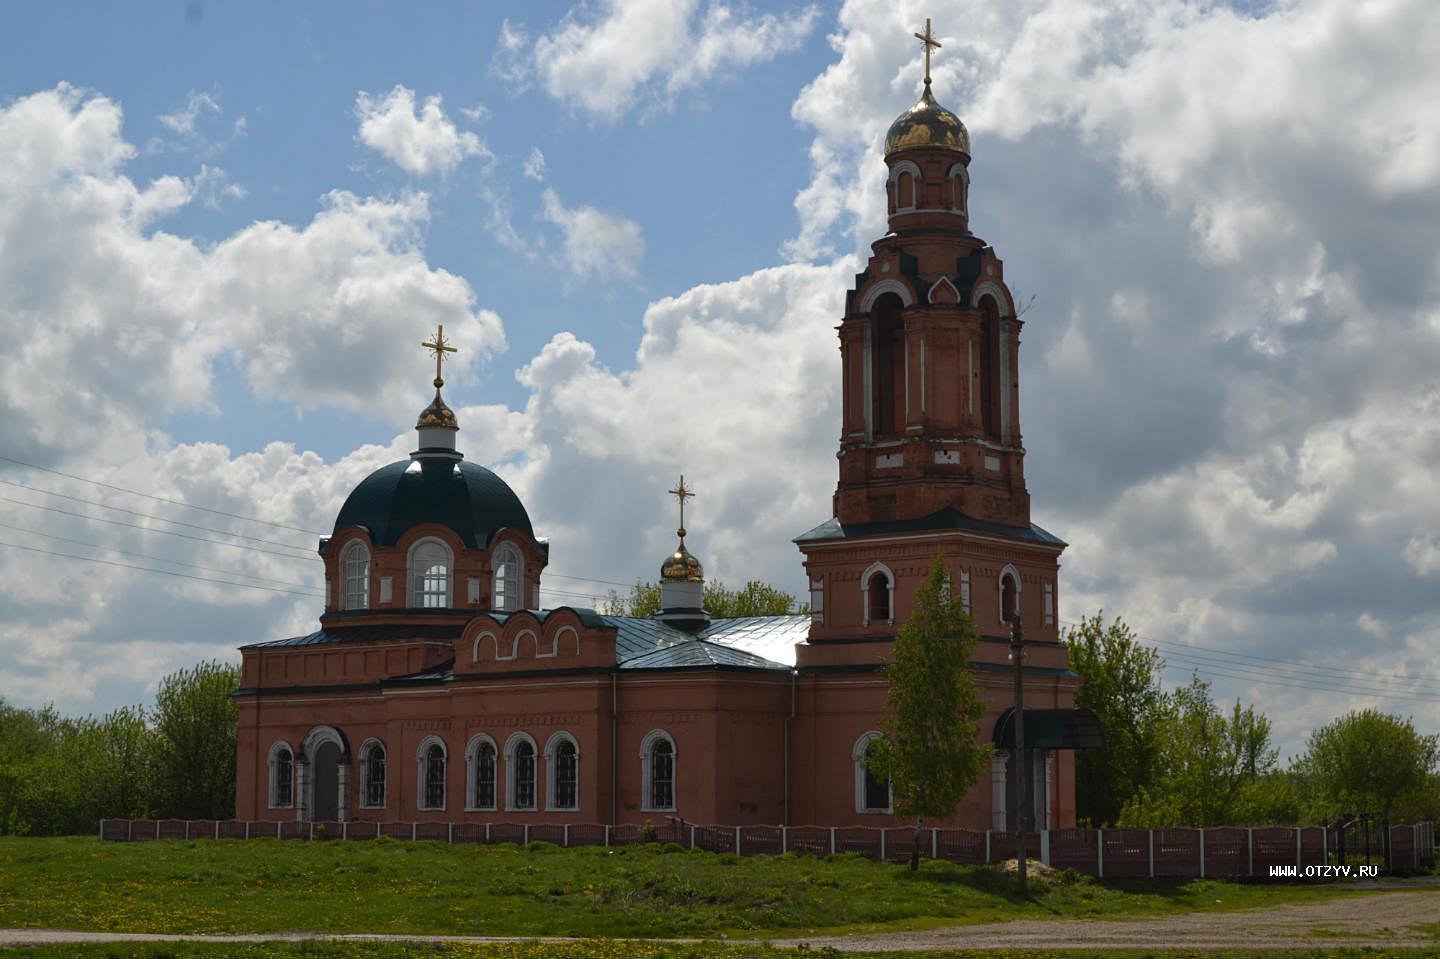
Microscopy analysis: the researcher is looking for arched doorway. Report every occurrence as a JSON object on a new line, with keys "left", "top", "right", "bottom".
{"left": 300, "top": 725, "right": 350, "bottom": 822}
{"left": 311, "top": 741, "right": 341, "bottom": 821}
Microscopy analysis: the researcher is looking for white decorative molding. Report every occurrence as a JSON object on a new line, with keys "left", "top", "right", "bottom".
{"left": 378, "top": 576, "right": 393, "bottom": 605}
{"left": 858, "top": 278, "right": 914, "bottom": 313}
{"left": 875, "top": 453, "right": 903, "bottom": 469}
{"left": 984, "top": 455, "right": 1001, "bottom": 471}
{"left": 934, "top": 450, "right": 960, "bottom": 465}
{"left": 860, "top": 561, "right": 895, "bottom": 627}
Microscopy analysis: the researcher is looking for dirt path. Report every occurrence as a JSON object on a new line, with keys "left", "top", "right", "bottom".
{"left": 3, "top": 885, "right": 1440, "bottom": 952}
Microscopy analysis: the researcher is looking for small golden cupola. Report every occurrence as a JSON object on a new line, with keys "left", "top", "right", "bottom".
{"left": 413, "top": 325, "right": 462, "bottom": 464}
{"left": 884, "top": 18, "right": 969, "bottom": 158}
{"left": 657, "top": 475, "right": 710, "bottom": 629}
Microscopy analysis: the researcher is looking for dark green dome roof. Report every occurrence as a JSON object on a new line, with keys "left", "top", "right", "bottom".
{"left": 333, "top": 459, "right": 534, "bottom": 548}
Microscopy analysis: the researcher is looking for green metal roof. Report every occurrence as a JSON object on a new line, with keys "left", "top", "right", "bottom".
{"left": 795, "top": 507, "right": 1066, "bottom": 548}
{"left": 331, "top": 458, "right": 536, "bottom": 548}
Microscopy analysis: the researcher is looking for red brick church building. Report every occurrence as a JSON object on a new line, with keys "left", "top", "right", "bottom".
{"left": 233, "top": 51, "right": 1093, "bottom": 832}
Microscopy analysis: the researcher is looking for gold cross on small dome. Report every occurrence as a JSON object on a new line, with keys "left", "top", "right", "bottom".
{"left": 914, "top": 17, "right": 942, "bottom": 85}
{"left": 422, "top": 325, "right": 457, "bottom": 390}
{"left": 668, "top": 474, "right": 695, "bottom": 537}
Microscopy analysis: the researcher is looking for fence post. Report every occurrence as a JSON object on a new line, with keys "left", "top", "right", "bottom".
{"left": 309, "top": 822, "right": 315, "bottom": 841}
{"left": 564, "top": 824, "right": 570, "bottom": 848}
{"left": 486, "top": 823, "right": 491, "bottom": 843}
{"left": 690, "top": 824, "right": 696, "bottom": 849}
{"left": 782, "top": 825, "right": 787, "bottom": 854}
{"left": 985, "top": 829, "right": 991, "bottom": 864}
{"left": 1148, "top": 830, "right": 1155, "bottom": 879}
{"left": 603, "top": 824, "right": 609, "bottom": 847}
{"left": 1321, "top": 825, "right": 1327, "bottom": 866}
{"left": 1097, "top": 828, "right": 1104, "bottom": 879}
{"left": 830, "top": 826, "right": 837, "bottom": 856}
{"left": 276, "top": 822, "right": 282, "bottom": 839}
{"left": 1199, "top": 829, "right": 1205, "bottom": 879}
{"left": 185, "top": 821, "right": 191, "bottom": 841}
{"left": 156, "top": 821, "right": 161, "bottom": 840}
{"left": 524, "top": 824, "right": 530, "bottom": 846}
{"left": 1247, "top": 828, "right": 1254, "bottom": 877}
{"left": 1040, "top": 830, "right": 1050, "bottom": 867}
{"left": 215, "top": 820, "right": 220, "bottom": 841}
{"left": 1296, "top": 828, "right": 1301, "bottom": 869}
{"left": 1415, "top": 825, "right": 1420, "bottom": 871}
{"left": 448, "top": 823, "right": 454, "bottom": 845}
{"left": 127, "top": 820, "right": 133, "bottom": 841}
{"left": 879, "top": 829, "right": 885, "bottom": 862}
{"left": 244, "top": 821, "right": 250, "bottom": 840}
{"left": 932, "top": 828, "right": 939, "bottom": 860}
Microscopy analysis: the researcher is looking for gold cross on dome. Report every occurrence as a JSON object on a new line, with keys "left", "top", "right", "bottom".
{"left": 668, "top": 475, "right": 695, "bottom": 536}
{"left": 914, "top": 17, "right": 942, "bottom": 85}
{"left": 421, "top": 325, "right": 457, "bottom": 389}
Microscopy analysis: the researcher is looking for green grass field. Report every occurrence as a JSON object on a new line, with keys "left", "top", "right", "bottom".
{"left": 0, "top": 836, "right": 1381, "bottom": 941}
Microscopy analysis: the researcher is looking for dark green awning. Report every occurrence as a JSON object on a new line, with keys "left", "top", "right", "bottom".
{"left": 992, "top": 707, "right": 1105, "bottom": 749}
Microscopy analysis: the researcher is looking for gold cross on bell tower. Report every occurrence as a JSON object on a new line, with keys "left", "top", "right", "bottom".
{"left": 668, "top": 475, "right": 695, "bottom": 540}
{"left": 914, "top": 17, "right": 942, "bottom": 86}
{"left": 421, "top": 325, "right": 457, "bottom": 393}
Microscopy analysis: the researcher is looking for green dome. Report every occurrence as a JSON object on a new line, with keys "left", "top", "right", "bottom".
{"left": 333, "top": 459, "right": 534, "bottom": 548}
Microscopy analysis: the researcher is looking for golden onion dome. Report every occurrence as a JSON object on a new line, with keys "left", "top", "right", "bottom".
{"left": 416, "top": 392, "right": 458, "bottom": 430}
{"left": 660, "top": 542, "right": 704, "bottom": 582}
{"left": 884, "top": 84, "right": 970, "bottom": 156}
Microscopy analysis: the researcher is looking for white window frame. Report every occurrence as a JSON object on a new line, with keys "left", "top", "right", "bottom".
{"left": 998, "top": 564, "right": 1021, "bottom": 625}
{"left": 407, "top": 538, "right": 453, "bottom": 608}
{"left": 465, "top": 733, "right": 498, "bottom": 811}
{"left": 959, "top": 568, "right": 972, "bottom": 613}
{"left": 504, "top": 732, "right": 538, "bottom": 811}
{"left": 492, "top": 542, "right": 523, "bottom": 612}
{"left": 853, "top": 731, "right": 892, "bottom": 814}
{"left": 948, "top": 161, "right": 969, "bottom": 214}
{"left": 639, "top": 729, "right": 677, "bottom": 812}
{"left": 341, "top": 541, "right": 369, "bottom": 610}
{"left": 809, "top": 576, "right": 824, "bottom": 625}
{"left": 1044, "top": 582, "right": 1055, "bottom": 625}
{"left": 860, "top": 561, "right": 895, "bottom": 627}
{"left": 358, "top": 738, "right": 386, "bottom": 809}
{"left": 544, "top": 732, "right": 580, "bottom": 812}
{"left": 268, "top": 740, "right": 295, "bottom": 809}
{"left": 889, "top": 159, "right": 922, "bottom": 212}
{"left": 416, "top": 735, "right": 447, "bottom": 812}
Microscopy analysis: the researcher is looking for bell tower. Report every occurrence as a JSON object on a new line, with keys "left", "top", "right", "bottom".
{"left": 834, "top": 25, "right": 1027, "bottom": 530}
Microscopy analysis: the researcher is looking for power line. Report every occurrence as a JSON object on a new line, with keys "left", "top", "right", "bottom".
{"left": 0, "top": 479, "right": 314, "bottom": 553}
{"left": 0, "top": 540, "right": 322, "bottom": 598}
{"left": 0, "top": 495, "right": 319, "bottom": 563}
{"left": 1158, "top": 661, "right": 1440, "bottom": 706}
{"left": 0, "top": 453, "right": 327, "bottom": 535}
{"left": 0, "top": 519, "right": 323, "bottom": 594}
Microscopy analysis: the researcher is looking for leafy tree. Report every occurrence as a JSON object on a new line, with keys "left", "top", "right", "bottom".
{"left": 1063, "top": 613, "right": 1168, "bottom": 826}
{"left": 868, "top": 556, "right": 989, "bottom": 870}
{"left": 150, "top": 660, "right": 240, "bottom": 820}
{"left": 1295, "top": 709, "right": 1438, "bottom": 820}
{"left": 603, "top": 579, "right": 805, "bottom": 617}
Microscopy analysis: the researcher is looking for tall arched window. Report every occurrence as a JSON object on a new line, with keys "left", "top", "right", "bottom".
{"left": 545, "top": 733, "right": 579, "bottom": 811}
{"left": 408, "top": 539, "right": 452, "bottom": 608}
{"left": 978, "top": 295, "right": 1001, "bottom": 439}
{"left": 492, "top": 543, "right": 522, "bottom": 612}
{"left": 853, "top": 732, "right": 892, "bottom": 813}
{"left": 506, "top": 734, "right": 537, "bottom": 810}
{"left": 417, "top": 737, "right": 446, "bottom": 811}
{"left": 863, "top": 563, "right": 894, "bottom": 626}
{"left": 999, "top": 566, "right": 1021, "bottom": 624}
{"left": 466, "top": 735, "right": 497, "bottom": 811}
{"left": 897, "top": 171, "right": 915, "bottom": 209}
{"left": 949, "top": 162, "right": 969, "bottom": 214}
{"left": 341, "top": 542, "right": 369, "bottom": 610}
{"left": 640, "top": 730, "right": 676, "bottom": 812}
{"left": 268, "top": 741, "right": 294, "bottom": 809}
{"left": 872, "top": 292, "right": 905, "bottom": 436}
{"left": 359, "top": 739, "right": 386, "bottom": 808}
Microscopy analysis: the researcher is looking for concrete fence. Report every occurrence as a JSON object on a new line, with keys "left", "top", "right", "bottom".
{"left": 98, "top": 819, "right": 1435, "bottom": 878}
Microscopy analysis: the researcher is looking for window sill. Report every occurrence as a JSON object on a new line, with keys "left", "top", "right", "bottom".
{"left": 465, "top": 806, "right": 498, "bottom": 813}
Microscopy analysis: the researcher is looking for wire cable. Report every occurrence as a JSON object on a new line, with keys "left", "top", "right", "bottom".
{"left": 0, "top": 540, "right": 322, "bottom": 597}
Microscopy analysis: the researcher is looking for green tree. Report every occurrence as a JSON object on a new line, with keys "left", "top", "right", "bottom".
{"left": 1063, "top": 613, "right": 1168, "bottom": 826}
{"left": 868, "top": 556, "right": 989, "bottom": 870}
{"left": 150, "top": 660, "right": 240, "bottom": 820}
{"left": 603, "top": 579, "right": 805, "bottom": 617}
{"left": 1295, "top": 709, "right": 1438, "bottom": 820}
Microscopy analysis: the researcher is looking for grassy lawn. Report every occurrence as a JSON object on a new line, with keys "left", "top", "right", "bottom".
{"left": 0, "top": 837, "right": 1399, "bottom": 939}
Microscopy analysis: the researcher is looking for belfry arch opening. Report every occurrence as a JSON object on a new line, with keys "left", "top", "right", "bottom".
{"left": 872, "top": 292, "right": 906, "bottom": 436}
{"left": 978, "top": 294, "right": 1002, "bottom": 440}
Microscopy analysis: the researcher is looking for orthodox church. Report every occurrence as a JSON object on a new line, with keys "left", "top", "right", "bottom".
{"left": 234, "top": 31, "right": 1093, "bottom": 831}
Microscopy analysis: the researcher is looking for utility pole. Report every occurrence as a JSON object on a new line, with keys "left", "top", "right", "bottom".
{"left": 1010, "top": 611, "right": 1027, "bottom": 890}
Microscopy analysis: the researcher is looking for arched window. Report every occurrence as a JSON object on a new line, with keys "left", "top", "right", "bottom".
{"left": 417, "top": 737, "right": 446, "bottom": 811}
{"left": 871, "top": 292, "right": 905, "bottom": 436}
{"left": 492, "top": 543, "right": 522, "bottom": 612}
{"left": 978, "top": 294, "right": 1001, "bottom": 439}
{"left": 853, "top": 732, "right": 891, "bottom": 813}
{"left": 341, "top": 541, "right": 369, "bottom": 610}
{"left": 408, "top": 539, "right": 452, "bottom": 608}
{"left": 505, "top": 734, "right": 537, "bottom": 810}
{"left": 863, "top": 563, "right": 894, "bottom": 626}
{"left": 359, "top": 739, "right": 386, "bottom": 808}
{"left": 897, "top": 170, "right": 914, "bottom": 209}
{"left": 466, "top": 735, "right": 497, "bottom": 810}
{"left": 999, "top": 565, "right": 1021, "bottom": 624}
{"left": 268, "top": 741, "right": 294, "bottom": 809}
{"left": 949, "top": 162, "right": 969, "bottom": 214}
{"left": 640, "top": 730, "right": 676, "bottom": 812}
{"left": 545, "top": 733, "right": 579, "bottom": 811}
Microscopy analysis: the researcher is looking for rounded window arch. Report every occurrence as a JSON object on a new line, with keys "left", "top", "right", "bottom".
{"left": 358, "top": 738, "right": 386, "bottom": 809}
{"left": 889, "top": 159, "right": 922, "bottom": 212}
{"left": 504, "top": 732, "right": 537, "bottom": 811}
{"left": 492, "top": 543, "right": 523, "bottom": 612}
{"left": 465, "top": 733, "right": 498, "bottom": 811}
{"left": 408, "top": 538, "right": 452, "bottom": 608}
{"left": 416, "top": 736, "right": 447, "bottom": 811}
{"left": 861, "top": 562, "right": 895, "bottom": 627}
{"left": 268, "top": 740, "right": 295, "bottom": 809}
{"left": 341, "top": 541, "right": 370, "bottom": 610}
{"left": 999, "top": 564, "right": 1021, "bottom": 625}
{"left": 640, "top": 729, "right": 676, "bottom": 812}
{"left": 544, "top": 732, "right": 580, "bottom": 811}
{"left": 948, "top": 161, "right": 969, "bottom": 214}
{"left": 853, "top": 731, "right": 892, "bottom": 813}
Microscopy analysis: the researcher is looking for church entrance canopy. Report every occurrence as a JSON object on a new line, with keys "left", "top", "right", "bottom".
{"left": 992, "top": 708, "right": 1104, "bottom": 750}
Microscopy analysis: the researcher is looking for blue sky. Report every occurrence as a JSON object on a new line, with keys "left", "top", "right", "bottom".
{"left": 3, "top": 0, "right": 1440, "bottom": 755}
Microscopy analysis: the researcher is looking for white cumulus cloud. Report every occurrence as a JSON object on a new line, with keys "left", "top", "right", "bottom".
{"left": 354, "top": 85, "right": 490, "bottom": 176}
{"left": 540, "top": 187, "right": 645, "bottom": 281}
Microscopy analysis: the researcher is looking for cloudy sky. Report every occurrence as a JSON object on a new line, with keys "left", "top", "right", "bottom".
{"left": 1, "top": 0, "right": 1437, "bottom": 755}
